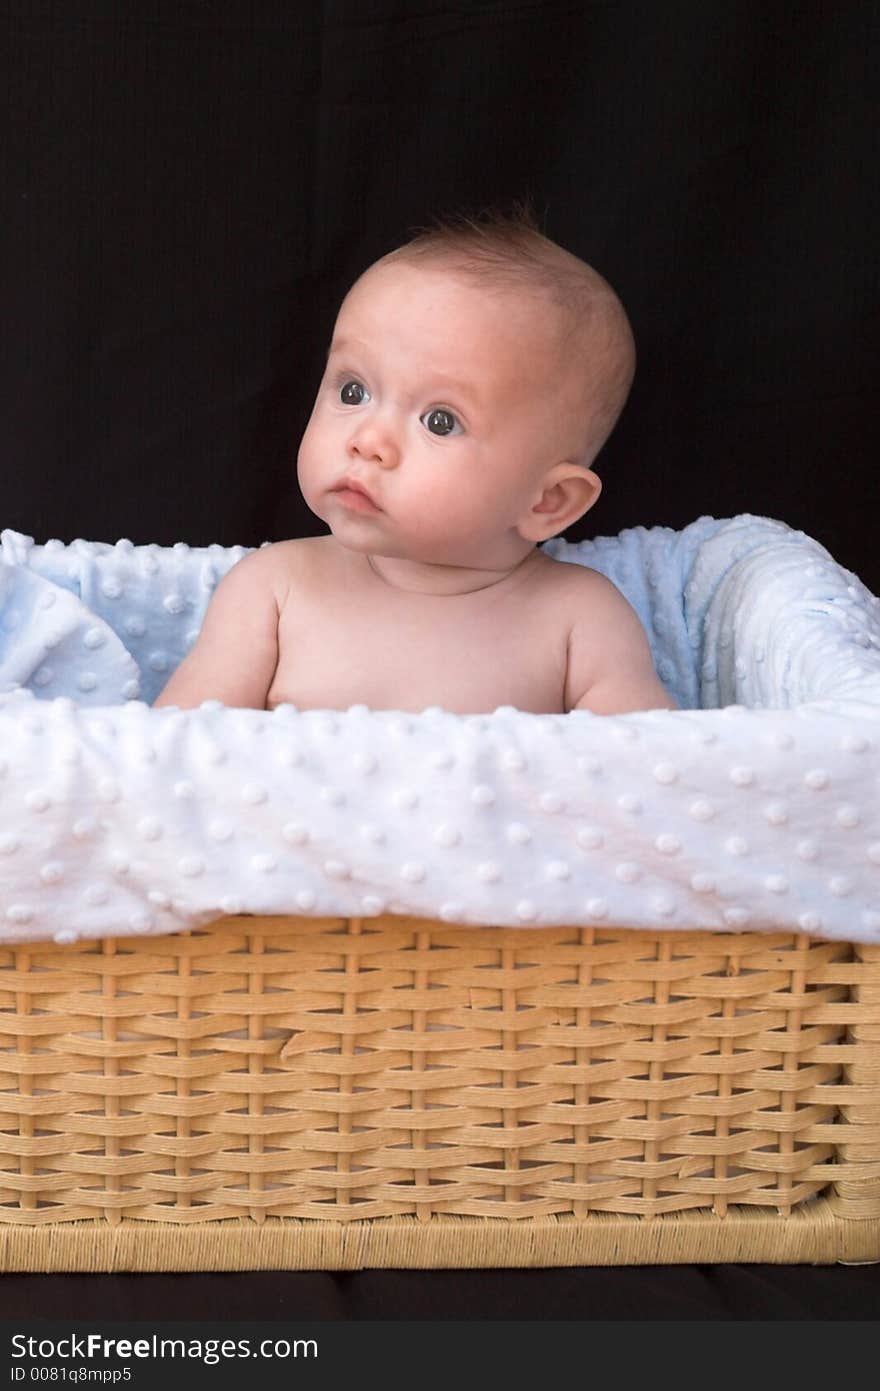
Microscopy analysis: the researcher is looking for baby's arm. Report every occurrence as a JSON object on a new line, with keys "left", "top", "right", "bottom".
{"left": 564, "top": 570, "right": 678, "bottom": 714}
{"left": 152, "top": 547, "right": 281, "bottom": 710}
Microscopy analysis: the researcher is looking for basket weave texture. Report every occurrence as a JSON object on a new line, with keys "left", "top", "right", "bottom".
{"left": 1, "top": 915, "right": 878, "bottom": 1237}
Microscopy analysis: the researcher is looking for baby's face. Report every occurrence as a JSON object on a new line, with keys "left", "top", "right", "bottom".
{"left": 297, "top": 260, "right": 582, "bottom": 570}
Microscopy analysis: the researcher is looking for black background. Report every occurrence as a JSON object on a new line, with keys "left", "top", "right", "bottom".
{"left": 1, "top": 0, "right": 878, "bottom": 1317}
{"left": 2, "top": 1, "right": 877, "bottom": 584}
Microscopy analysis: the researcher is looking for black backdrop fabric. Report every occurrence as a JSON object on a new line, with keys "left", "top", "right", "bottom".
{"left": 2, "top": 1, "right": 877, "bottom": 584}
{"left": 1, "top": 0, "right": 879, "bottom": 1318}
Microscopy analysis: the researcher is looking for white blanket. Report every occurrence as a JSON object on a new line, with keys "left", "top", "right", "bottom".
{"left": 0, "top": 515, "right": 878, "bottom": 946}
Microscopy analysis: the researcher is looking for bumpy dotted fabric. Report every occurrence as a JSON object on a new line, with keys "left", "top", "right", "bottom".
{"left": 0, "top": 515, "right": 878, "bottom": 946}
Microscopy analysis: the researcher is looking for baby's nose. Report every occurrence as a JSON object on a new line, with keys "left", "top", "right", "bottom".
{"left": 348, "top": 419, "right": 400, "bottom": 467}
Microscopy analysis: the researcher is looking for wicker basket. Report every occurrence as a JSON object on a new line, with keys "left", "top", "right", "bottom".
{"left": 1, "top": 913, "right": 878, "bottom": 1270}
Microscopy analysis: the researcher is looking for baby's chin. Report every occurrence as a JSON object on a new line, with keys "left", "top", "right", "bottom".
{"left": 317, "top": 505, "right": 518, "bottom": 569}
{"left": 327, "top": 528, "right": 455, "bottom": 564}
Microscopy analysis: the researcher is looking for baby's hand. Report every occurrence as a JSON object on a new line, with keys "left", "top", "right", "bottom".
{"left": 152, "top": 547, "right": 281, "bottom": 710}
{"left": 564, "top": 570, "right": 677, "bottom": 714}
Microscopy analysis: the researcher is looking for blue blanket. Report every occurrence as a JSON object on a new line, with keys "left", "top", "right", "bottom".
{"left": 0, "top": 515, "right": 878, "bottom": 945}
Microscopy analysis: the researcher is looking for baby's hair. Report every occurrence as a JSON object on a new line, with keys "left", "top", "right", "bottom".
{"left": 396, "top": 198, "right": 565, "bottom": 297}
{"left": 380, "top": 199, "right": 636, "bottom": 466}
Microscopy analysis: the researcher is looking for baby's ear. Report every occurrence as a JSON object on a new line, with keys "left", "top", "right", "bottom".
{"left": 516, "top": 465, "right": 602, "bottom": 543}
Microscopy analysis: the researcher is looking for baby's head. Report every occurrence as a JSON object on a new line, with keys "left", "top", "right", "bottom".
{"left": 298, "top": 205, "right": 635, "bottom": 572}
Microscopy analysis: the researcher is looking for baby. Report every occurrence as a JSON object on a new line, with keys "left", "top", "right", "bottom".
{"left": 154, "top": 208, "right": 676, "bottom": 716}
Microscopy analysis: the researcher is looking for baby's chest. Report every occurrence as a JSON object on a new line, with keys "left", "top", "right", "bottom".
{"left": 270, "top": 590, "right": 569, "bottom": 714}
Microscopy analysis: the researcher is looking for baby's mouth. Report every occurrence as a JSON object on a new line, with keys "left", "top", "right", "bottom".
{"left": 330, "top": 478, "right": 382, "bottom": 513}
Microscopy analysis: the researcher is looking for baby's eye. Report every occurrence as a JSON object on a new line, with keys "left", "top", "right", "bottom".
{"left": 421, "top": 407, "right": 462, "bottom": 437}
{"left": 339, "top": 379, "right": 369, "bottom": 405}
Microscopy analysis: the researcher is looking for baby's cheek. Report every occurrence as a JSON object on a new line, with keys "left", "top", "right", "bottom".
{"left": 407, "top": 489, "right": 501, "bottom": 561}
{"left": 297, "top": 419, "right": 327, "bottom": 481}
{"left": 408, "top": 480, "right": 476, "bottom": 536}
{"left": 296, "top": 445, "right": 326, "bottom": 518}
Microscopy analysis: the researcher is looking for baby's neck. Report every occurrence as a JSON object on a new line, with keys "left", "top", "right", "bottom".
{"left": 363, "top": 548, "right": 539, "bottom": 596}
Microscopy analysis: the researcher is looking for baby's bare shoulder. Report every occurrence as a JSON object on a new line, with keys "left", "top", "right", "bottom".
{"left": 264, "top": 536, "right": 337, "bottom": 605}
{"left": 539, "top": 554, "right": 627, "bottom": 609}
{"left": 266, "top": 536, "right": 330, "bottom": 568}
{"left": 546, "top": 557, "right": 676, "bottom": 713}
{"left": 549, "top": 560, "right": 647, "bottom": 651}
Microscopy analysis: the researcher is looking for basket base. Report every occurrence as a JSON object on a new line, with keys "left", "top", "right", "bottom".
{"left": 1, "top": 1200, "right": 878, "bottom": 1272}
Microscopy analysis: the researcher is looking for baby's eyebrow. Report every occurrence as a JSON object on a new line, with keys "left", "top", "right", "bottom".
{"left": 425, "top": 374, "right": 481, "bottom": 407}
{"left": 326, "top": 335, "right": 359, "bottom": 361}
{"left": 325, "top": 337, "right": 480, "bottom": 409}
